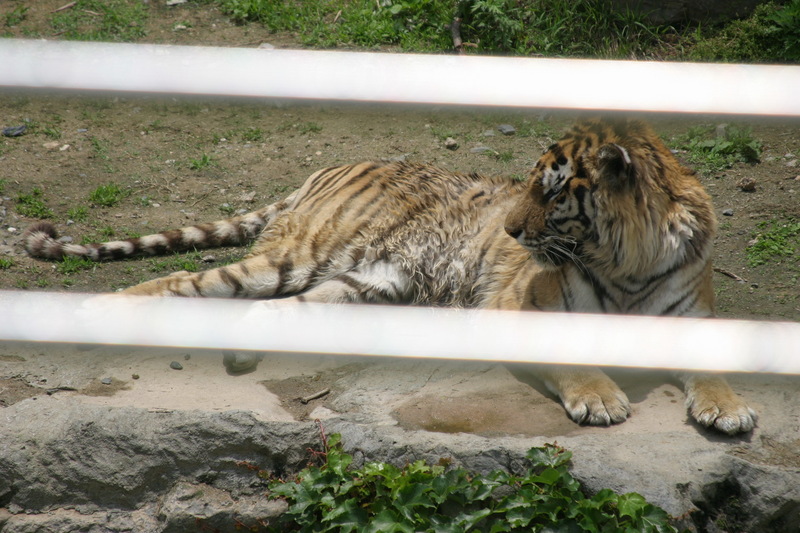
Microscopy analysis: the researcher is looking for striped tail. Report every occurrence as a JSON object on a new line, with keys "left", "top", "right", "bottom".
{"left": 24, "top": 207, "right": 278, "bottom": 261}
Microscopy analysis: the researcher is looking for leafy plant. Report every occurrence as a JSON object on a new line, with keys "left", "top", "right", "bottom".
{"left": 190, "top": 153, "right": 214, "bottom": 170}
{"left": 4, "top": 5, "right": 28, "bottom": 27}
{"left": 0, "top": 257, "right": 13, "bottom": 270}
{"left": 89, "top": 183, "right": 127, "bottom": 207}
{"left": 16, "top": 188, "right": 54, "bottom": 219}
{"left": 747, "top": 219, "right": 800, "bottom": 266}
{"left": 263, "top": 429, "right": 677, "bottom": 532}
{"left": 67, "top": 206, "right": 89, "bottom": 222}
{"left": 298, "top": 122, "right": 323, "bottom": 135}
{"left": 673, "top": 125, "right": 761, "bottom": 176}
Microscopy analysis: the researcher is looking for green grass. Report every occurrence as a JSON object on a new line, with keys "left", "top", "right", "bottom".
{"left": 16, "top": 188, "right": 54, "bottom": 219}
{"left": 747, "top": 219, "right": 800, "bottom": 267}
{"left": 189, "top": 153, "right": 214, "bottom": 170}
{"left": 4, "top": 5, "right": 28, "bottom": 27}
{"left": 298, "top": 122, "right": 322, "bottom": 135}
{"left": 672, "top": 125, "right": 761, "bottom": 177}
{"left": 149, "top": 252, "right": 202, "bottom": 273}
{"left": 51, "top": 0, "right": 147, "bottom": 42}
{"left": 67, "top": 206, "right": 89, "bottom": 223}
{"left": 58, "top": 256, "right": 96, "bottom": 275}
{"left": 259, "top": 432, "right": 677, "bottom": 532}
{"left": 0, "top": 257, "right": 13, "bottom": 270}
{"left": 89, "top": 183, "right": 127, "bottom": 207}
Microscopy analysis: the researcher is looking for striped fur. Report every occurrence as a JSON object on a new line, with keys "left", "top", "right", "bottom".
{"left": 24, "top": 118, "right": 756, "bottom": 434}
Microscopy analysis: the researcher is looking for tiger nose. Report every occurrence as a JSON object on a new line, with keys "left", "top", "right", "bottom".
{"left": 505, "top": 226, "right": 522, "bottom": 239}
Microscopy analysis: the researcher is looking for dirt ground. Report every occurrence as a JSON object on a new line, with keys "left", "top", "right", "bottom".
{"left": 1, "top": 2, "right": 799, "bottom": 413}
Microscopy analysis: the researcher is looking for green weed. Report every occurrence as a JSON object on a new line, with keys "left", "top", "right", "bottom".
{"left": 58, "top": 256, "right": 96, "bottom": 275}
{"left": 492, "top": 149, "right": 515, "bottom": 163}
{"left": 149, "top": 253, "right": 201, "bottom": 273}
{"left": 0, "top": 179, "right": 6, "bottom": 194}
{"left": 51, "top": 0, "right": 147, "bottom": 42}
{"left": 89, "top": 136, "right": 110, "bottom": 160}
{"left": 89, "top": 183, "right": 127, "bottom": 207}
{"left": 298, "top": 122, "right": 322, "bottom": 135}
{"left": 747, "top": 219, "right": 800, "bottom": 266}
{"left": 263, "top": 432, "right": 677, "bottom": 532}
{"left": 190, "top": 153, "right": 214, "bottom": 170}
{"left": 67, "top": 206, "right": 89, "bottom": 222}
{"left": 4, "top": 5, "right": 28, "bottom": 27}
{"left": 16, "top": 188, "right": 54, "bottom": 219}
{"left": 241, "top": 127, "right": 265, "bottom": 142}
{"left": 0, "top": 257, "right": 13, "bottom": 270}
{"left": 673, "top": 125, "right": 761, "bottom": 176}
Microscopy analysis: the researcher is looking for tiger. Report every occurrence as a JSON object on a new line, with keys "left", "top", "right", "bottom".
{"left": 24, "top": 117, "right": 757, "bottom": 435}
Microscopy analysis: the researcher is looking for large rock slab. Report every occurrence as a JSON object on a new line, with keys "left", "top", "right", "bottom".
{"left": 1, "top": 343, "right": 798, "bottom": 532}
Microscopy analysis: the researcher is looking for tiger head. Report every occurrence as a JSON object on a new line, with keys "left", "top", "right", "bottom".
{"left": 504, "top": 118, "right": 717, "bottom": 280}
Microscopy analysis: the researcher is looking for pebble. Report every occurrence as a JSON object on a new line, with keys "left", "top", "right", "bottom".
{"left": 722, "top": 209, "right": 734, "bottom": 216}
{"left": 2, "top": 125, "right": 26, "bottom": 137}
{"left": 786, "top": 160, "right": 797, "bottom": 167}
{"left": 737, "top": 177, "right": 756, "bottom": 192}
{"left": 481, "top": 130, "right": 496, "bottom": 137}
{"left": 132, "top": 374, "right": 140, "bottom": 380}
{"left": 101, "top": 377, "right": 113, "bottom": 385}
{"left": 470, "top": 146, "right": 494, "bottom": 154}
{"left": 184, "top": 354, "right": 191, "bottom": 361}
{"left": 169, "top": 361, "right": 183, "bottom": 370}
{"left": 444, "top": 137, "right": 458, "bottom": 150}
{"left": 201, "top": 255, "right": 216, "bottom": 263}
{"left": 497, "top": 124, "right": 516, "bottom": 136}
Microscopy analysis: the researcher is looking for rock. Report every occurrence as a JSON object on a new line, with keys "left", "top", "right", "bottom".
{"left": 169, "top": 361, "right": 183, "bottom": 370}
{"left": 786, "top": 159, "right": 797, "bottom": 167}
{"left": 101, "top": 377, "right": 113, "bottom": 385}
{"left": 722, "top": 208, "right": 734, "bottom": 216}
{"left": 497, "top": 124, "right": 516, "bottom": 136}
{"left": 737, "top": 177, "right": 756, "bottom": 192}
{"left": 201, "top": 255, "right": 216, "bottom": 263}
{"left": 2, "top": 125, "right": 26, "bottom": 137}
{"left": 444, "top": 137, "right": 459, "bottom": 150}
{"left": 470, "top": 146, "right": 494, "bottom": 154}
{"left": 481, "top": 130, "right": 496, "bottom": 137}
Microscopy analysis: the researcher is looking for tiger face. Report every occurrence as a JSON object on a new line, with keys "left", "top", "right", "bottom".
{"left": 504, "top": 118, "right": 715, "bottom": 280}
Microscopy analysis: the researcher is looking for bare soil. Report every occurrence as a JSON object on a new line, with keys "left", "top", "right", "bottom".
{"left": 1, "top": 1, "right": 799, "bottom": 415}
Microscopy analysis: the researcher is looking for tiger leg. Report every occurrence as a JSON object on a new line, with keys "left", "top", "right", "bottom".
{"left": 537, "top": 366, "right": 632, "bottom": 426}
{"left": 677, "top": 372, "right": 757, "bottom": 435}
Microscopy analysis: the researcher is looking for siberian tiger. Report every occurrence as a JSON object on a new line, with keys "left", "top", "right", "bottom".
{"left": 25, "top": 117, "right": 756, "bottom": 435}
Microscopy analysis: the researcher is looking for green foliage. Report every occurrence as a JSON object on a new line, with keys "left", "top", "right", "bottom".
{"left": 241, "top": 127, "right": 266, "bottom": 142}
{"left": 690, "top": 1, "right": 800, "bottom": 62}
{"left": 4, "top": 5, "right": 28, "bottom": 27}
{"left": 58, "top": 255, "right": 96, "bottom": 275}
{"left": 67, "top": 206, "right": 89, "bottom": 222}
{"left": 265, "top": 432, "right": 677, "bottom": 532}
{"left": 0, "top": 179, "right": 6, "bottom": 195}
{"left": 747, "top": 219, "right": 800, "bottom": 266}
{"left": 16, "top": 188, "right": 54, "bottom": 219}
{"left": 298, "top": 122, "right": 323, "bottom": 135}
{"left": 89, "top": 183, "right": 127, "bottom": 207}
{"left": 673, "top": 125, "right": 761, "bottom": 177}
{"left": 51, "top": 0, "right": 147, "bottom": 42}
{"left": 149, "top": 253, "right": 201, "bottom": 273}
{"left": 190, "top": 153, "right": 214, "bottom": 170}
{"left": 0, "top": 257, "right": 13, "bottom": 270}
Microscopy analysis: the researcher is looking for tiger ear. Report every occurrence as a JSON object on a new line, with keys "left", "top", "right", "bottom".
{"left": 597, "top": 143, "right": 633, "bottom": 190}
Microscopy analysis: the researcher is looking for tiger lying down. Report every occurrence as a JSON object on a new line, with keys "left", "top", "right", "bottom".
{"left": 25, "top": 117, "right": 756, "bottom": 435}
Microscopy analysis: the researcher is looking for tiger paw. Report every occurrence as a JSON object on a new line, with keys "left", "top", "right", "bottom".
{"left": 685, "top": 378, "right": 757, "bottom": 435}
{"left": 562, "top": 386, "right": 632, "bottom": 426}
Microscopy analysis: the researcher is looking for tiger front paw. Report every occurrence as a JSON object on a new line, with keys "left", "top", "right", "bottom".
{"left": 685, "top": 377, "right": 757, "bottom": 435}
{"left": 561, "top": 385, "right": 632, "bottom": 426}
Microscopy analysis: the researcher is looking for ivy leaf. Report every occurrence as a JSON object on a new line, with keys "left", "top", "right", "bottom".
{"left": 366, "top": 509, "right": 415, "bottom": 533}
{"left": 320, "top": 497, "right": 368, "bottom": 530}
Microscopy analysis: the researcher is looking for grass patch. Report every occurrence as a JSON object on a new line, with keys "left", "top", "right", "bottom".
{"left": 0, "top": 257, "right": 13, "bottom": 270}
{"left": 149, "top": 253, "right": 202, "bottom": 273}
{"left": 51, "top": 0, "right": 147, "bottom": 42}
{"left": 673, "top": 125, "right": 761, "bottom": 177}
{"left": 189, "top": 153, "right": 214, "bottom": 170}
{"left": 261, "top": 432, "right": 677, "bottom": 532}
{"left": 58, "top": 256, "right": 96, "bottom": 275}
{"left": 298, "top": 122, "right": 323, "bottom": 135}
{"left": 89, "top": 183, "right": 127, "bottom": 207}
{"left": 4, "top": 5, "right": 28, "bottom": 27}
{"left": 67, "top": 206, "right": 89, "bottom": 223}
{"left": 747, "top": 219, "right": 800, "bottom": 267}
{"left": 16, "top": 188, "right": 54, "bottom": 219}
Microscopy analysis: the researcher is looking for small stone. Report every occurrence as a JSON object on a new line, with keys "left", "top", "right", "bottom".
{"left": 786, "top": 160, "right": 797, "bottom": 167}
{"left": 59, "top": 144, "right": 70, "bottom": 151}
{"left": 184, "top": 354, "right": 191, "bottom": 361}
{"left": 169, "top": 361, "right": 183, "bottom": 370}
{"left": 132, "top": 374, "right": 140, "bottom": 380}
{"left": 258, "top": 43, "right": 276, "bottom": 50}
{"left": 497, "top": 124, "right": 516, "bottom": 136}
{"left": 77, "top": 128, "right": 88, "bottom": 133}
{"left": 481, "top": 130, "right": 496, "bottom": 137}
{"left": 751, "top": 283, "right": 759, "bottom": 289}
{"left": 43, "top": 141, "right": 60, "bottom": 150}
{"left": 101, "top": 377, "right": 113, "bottom": 385}
{"left": 444, "top": 137, "right": 458, "bottom": 150}
{"left": 737, "top": 177, "right": 756, "bottom": 192}
{"left": 470, "top": 146, "right": 494, "bottom": 154}
{"left": 201, "top": 255, "right": 216, "bottom": 263}
{"left": 57, "top": 236, "right": 73, "bottom": 244}
{"left": 722, "top": 209, "right": 734, "bottom": 216}
{"left": 795, "top": 175, "right": 800, "bottom": 181}
{"left": 2, "top": 125, "right": 26, "bottom": 137}
{"left": 166, "top": 0, "right": 187, "bottom": 5}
